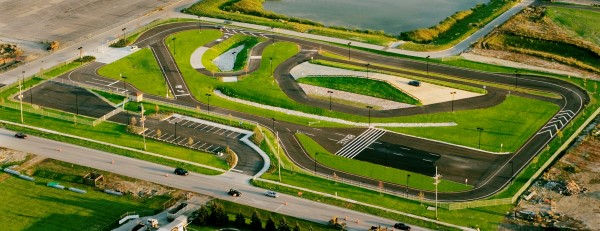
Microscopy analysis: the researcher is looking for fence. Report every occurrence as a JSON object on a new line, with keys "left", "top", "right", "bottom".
{"left": 0, "top": 102, "right": 94, "bottom": 126}
{"left": 92, "top": 106, "right": 123, "bottom": 126}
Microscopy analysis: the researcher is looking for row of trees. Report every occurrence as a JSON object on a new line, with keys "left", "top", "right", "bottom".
{"left": 192, "top": 202, "right": 305, "bottom": 231}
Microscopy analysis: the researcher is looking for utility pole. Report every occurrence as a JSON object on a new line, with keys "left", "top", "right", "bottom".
{"left": 450, "top": 91, "right": 456, "bottom": 112}
{"left": 19, "top": 71, "right": 24, "bottom": 123}
{"left": 141, "top": 103, "right": 147, "bottom": 151}
{"left": 277, "top": 132, "right": 281, "bottom": 182}
{"left": 433, "top": 166, "right": 442, "bottom": 220}
{"left": 347, "top": 42, "right": 352, "bottom": 60}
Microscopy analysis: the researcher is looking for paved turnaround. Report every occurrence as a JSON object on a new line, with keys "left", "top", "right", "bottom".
{"left": 0, "top": 128, "right": 431, "bottom": 231}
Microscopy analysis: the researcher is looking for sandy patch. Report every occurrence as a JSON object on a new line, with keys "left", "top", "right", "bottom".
{"left": 290, "top": 62, "right": 482, "bottom": 105}
{"left": 298, "top": 83, "right": 413, "bottom": 110}
{"left": 190, "top": 47, "right": 209, "bottom": 69}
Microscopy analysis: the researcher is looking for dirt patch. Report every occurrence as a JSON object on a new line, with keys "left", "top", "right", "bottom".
{"left": 0, "top": 147, "right": 29, "bottom": 165}
{"left": 502, "top": 126, "right": 600, "bottom": 230}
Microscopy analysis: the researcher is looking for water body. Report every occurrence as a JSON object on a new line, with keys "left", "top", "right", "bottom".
{"left": 263, "top": 0, "right": 489, "bottom": 34}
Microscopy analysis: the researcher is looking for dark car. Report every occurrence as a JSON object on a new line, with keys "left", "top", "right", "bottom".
{"left": 408, "top": 80, "right": 421, "bottom": 87}
{"left": 228, "top": 189, "right": 242, "bottom": 197}
{"left": 394, "top": 223, "right": 411, "bottom": 230}
{"left": 14, "top": 132, "right": 27, "bottom": 139}
{"left": 174, "top": 168, "right": 189, "bottom": 176}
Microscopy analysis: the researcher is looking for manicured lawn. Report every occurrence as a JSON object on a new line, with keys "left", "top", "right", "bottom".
{"left": 97, "top": 48, "right": 168, "bottom": 97}
{"left": 297, "top": 76, "right": 420, "bottom": 105}
{"left": 201, "top": 34, "right": 265, "bottom": 72}
{"left": 388, "top": 96, "right": 560, "bottom": 152}
{"left": 91, "top": 90, "right": 125, "bottom": 104}
{"left": 295, "top": 133, "right": 471, "bottom": 192}
{"left": 257, "top": 170, "right": 511, "bottom": 231}
{"left": 547, "top": 6, "right": 600, "bottom": 46}
{"left": 0, "top": 160, "right": 169, "bottom": 231}
{"left": 44, "top": 61, "right": 91, "bottom": 78}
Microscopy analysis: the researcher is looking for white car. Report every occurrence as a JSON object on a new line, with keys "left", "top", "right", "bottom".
{"left": 265, "top": 191, "right": 279, "bottom": 198}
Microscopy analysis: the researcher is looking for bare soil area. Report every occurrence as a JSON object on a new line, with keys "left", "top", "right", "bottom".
{"left": 501, "top": 126, "right": 600, "bottom": 230}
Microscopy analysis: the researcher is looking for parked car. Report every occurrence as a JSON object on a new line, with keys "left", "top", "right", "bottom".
{"left": 408, "top": 80, "right": 421, "bottom": 87}
{"left": 174, "top": 168, "right": 189, "bottom": 176}
{"left": 14, "top": 132, "right": 27, "bottom": 139}
{"left": 265, "top": 191, "right": 279, "bottom": 198}
{"left": 228, "top": 189, "right": 242, "bottom": 197}
{"left": 394, "top": 223, "right": 411, "bottom": 230}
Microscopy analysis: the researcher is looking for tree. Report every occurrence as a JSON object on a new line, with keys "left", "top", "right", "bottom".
{"left": 196, "top": 105, "right": 201, "bottom": 112}
{"left": 155, "top": 129, "right": 162, "bottom": 138}
{"left": 250, "top": 211, "right": 263, "bottom": 230}
{"left": 277, "top": 218, "right": 291, "bottom": 231}
{"left": 130, "top": 117, "right": 137, "bottom": 126}
{"left": 418, "top": 191, "right": 425, "bottom": 206}
{"left": 234, "top": 212, "right": 246, "bottom": 227}
{"left": 154, "top": 104, "right": 159, "bottom": 113}
{"left": 292, "top": 222, "right": 301, "bottom": 231}
{"left": 193, "top": 205, "right": 211, "bottom": 226}
{"left": 252, "top": 125, "right": 264, "bottom": 145}
{"left": 188, "top": 137, "right": 194, "bottom": 146}
{"left": 265, "top": 217, "right": 277, "bottom": 231}
{"left": 209, "top": 202, "right": 228, "bottom": 226}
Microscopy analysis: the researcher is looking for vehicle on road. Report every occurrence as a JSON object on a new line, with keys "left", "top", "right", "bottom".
{"left": 14, "top": 132, "right": 27, "bottom": 139}
{"left": 228, "top": 189, "right": 242, "bottom": 197}
{"left": 408, "top": 80, "right": 421, "bottom": 87}
{"left": 174, "top": 168, "right": 189, "bottom": 176}
{"left": 394, "top": 223, "right": 411, "bottom": 230}
{"left": 265, "top": 191, "right": 279, "bottom": 198}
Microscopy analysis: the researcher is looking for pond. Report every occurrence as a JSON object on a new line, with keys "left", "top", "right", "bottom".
{"left": 263, "top": 0, "right": 489, "bottom": 34}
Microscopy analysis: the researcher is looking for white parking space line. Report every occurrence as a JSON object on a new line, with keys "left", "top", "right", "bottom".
{"left": 106, "top": 80, "right": 120, "bottom": 86}
{"left": 227, "top": 132, "right": 239, "bottom": 138}
{"left": 177, "top": 138, "right": 187, "bottom": 145}
{"left": 219, "top": 129, "right": 227, "bottom": 135}
{"left": 205, "top": 126, "right": 216, "bottom": 132}
{"left": 210, "top": 146, "right": 221, "bottom": 152}
{"left": 197, "top": 143, "right": 208, "bottom": 149}
{"left": 392, "top": 152, "right": 403, "bottom": 156}
{"left": 163, "top": 134, "right": 174, "bottom": 141}
{"left": 400, "top": 147, "right": 411, "bottom": 151}
{"left": 328, "top": 138, "right": 339, "bottom": 142}
{"left": 194, "top": 124, "right": 204, "bottom": 129}
{"left": 187, "top": 122, "right": 197, "bottom": 127}
{"left": 191, "top": 141, "right": 202, "bottom": 148}
{"left": 180, "top": 120, "right": 191, "bottom": 126}
{"left": 205, "top": 144, "right": 214, "bottom": 151}
{"left": 157, "top": 133, "right": 168, "bottom": 139}
{"left": 145, "top": 130, "right": 156, "bottom": 136}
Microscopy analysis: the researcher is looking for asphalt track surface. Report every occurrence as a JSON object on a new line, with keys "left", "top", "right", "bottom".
{"left": 52, "top": 22, "right": 589, "bottom": 201}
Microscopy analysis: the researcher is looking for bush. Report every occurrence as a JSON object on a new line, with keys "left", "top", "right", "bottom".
{"left": 193, "top": 205, "right": 211, "bottom": 225}
{"left": 74, "top": 55, "right": 96, "bottom": 63}
{"left": 110, "top": 39, "right": 130, "bottom": 48}
{"left": 265, "top": 217, "right": 277, "bottom": 231}
{"left": 209, "top": 202, "right": 229, "bottom": 226}
{"left": 250, "top": 211, "right": 263, "bottom": 230}
{"left": 235, "top": 212, "right": 246, "bottom": 227}
{"left": 401, "top": 8, "right": 474, "bottom": 43}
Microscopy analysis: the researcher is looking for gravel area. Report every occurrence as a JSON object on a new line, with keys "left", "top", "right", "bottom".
{"left": 298, "top": 83, "right": 413, "bottom": 110}
{"left": 290, "top": 62, "right": 481, "bottom": 105}
{"left": 213, "top": 45, "right": 244, "bottom": 71}
{"left": 190, "top": 47, "right": 209, "bottom": 69}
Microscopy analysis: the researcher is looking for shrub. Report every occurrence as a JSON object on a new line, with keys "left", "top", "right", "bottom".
{"left": 74, "top": 55, "right": 96, "bottom": 63}
{"left": 234, "top": 212, "right": 246, "bottom": 227}
{"left": 193, "top": 205, "right": 211, "bottom": 225}
{"left": 265, "top": 217, "right": 277, "bottom": 231}
{"left": 250, "top": 211, "right": 263, "bottom": 230}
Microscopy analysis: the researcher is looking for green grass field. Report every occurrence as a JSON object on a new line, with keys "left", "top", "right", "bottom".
{"left": 295, "top": 133, "right": 472, "bottom": 192}
{"left": 97, "top": 48, "right": 168, "bottom": 96}
{"left": 388, "top": 96, "right": 560, "bottom": 152}
{"left": 0, "top": 160, "right": 169, "bottom": 231}
{"left": 201, "top": 34, "right": 264, "bottom": 72}
{"left": 91, "top": 90, "right": 125, "bottom": 104}
{"left": 547, "top": 6, "right": 600, "bottom": 46}
{"left": 297, "top": 76, "right": 421, "bottom": 105}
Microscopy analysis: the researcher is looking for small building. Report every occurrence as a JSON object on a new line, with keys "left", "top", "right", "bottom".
{"left": 129, "top": 92, "right": 143, "bottom": 102}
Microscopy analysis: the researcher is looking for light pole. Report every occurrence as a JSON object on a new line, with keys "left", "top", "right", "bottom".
{"left": 77, "top": 47, "right": 83, "bottom": 65}
{"left": 272, "top": 117, "right": 276, "bottom": 131}
{"left": 174, "top": 121, "right": 178, "bottom": 138}
{"left": 141, "top": 103, "right": 147, "bottom": 151}
{"left": 171, "top": 37, "right": 177, "bottom": 56}
{"left": 121, "top": 27, "right": 126, "bottom": 41}
{"left": 29, "top": 86, "right": 33, "bottom": 105}
{"left": 450, "top": 91, "right": 456, "bottom": 112}
{"left": 509, "top": 160, "right": 514, "bottom": 179}
{"left": 277, "top": 132, "right": 281, "bottom": 182}
{"left": 205, "top": 93, "right": 212, "bottom": 112}
{"left": 314, "top": 152, "right": 319, "bottom": 175}
{"left": 75, "top": 93, "right": 79, "bottom": 115}
{"left": 271, "top": 27, "right": 275, "bottom": 43}
{"left": 366, "top": 106, "right": 373, "bottom": 127}
{"left": 122, "top": 76, "right": 129, "bottom": 125}
{"left": 198, "top": 16, "right": 202, "bottom": 32}
{"left": 433, "top": 166, "right": 441, "bottom": 220}
{"left": 514, "top": 70, "right": 519, "bottom": 89}
{"left": 426, "top": 55, "right": 431, "bottom": 75}
{"left": 327, "top": 90, "right": 333, "bottom": 111}
{"left": 366, "top": 63, "right": 370, "bottom": 79}
{"left": 19, "top": 71, "right": 24, "bottom": 123}
{"left": 477, "top": 127, "right": 484, "bottom": 149}
{"left": 406, "top": 174, "right": 411, "bottom": 197}
{"left": 269, "top": 57, "right": 273, "bottom": 77}
{"left": 347, "top": 42, "right": 352, "bottom": 60}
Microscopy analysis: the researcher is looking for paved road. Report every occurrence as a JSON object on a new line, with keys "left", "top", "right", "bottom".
{"left": 53, "top": 21, "right": 590, "bottom": 202}
{"left": 0, "top": 128, "right": 430, "bottom": 231}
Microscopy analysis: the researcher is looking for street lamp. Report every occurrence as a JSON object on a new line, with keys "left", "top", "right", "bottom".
{"left": 406, "top": 174, "right": 411, "bottom": 197}
{"left": 77, "top": 47, "right": 83, "bottom": 65}
{"left": 269, "top": 57, "right": 273, "bottom": 77}
{"left": 514, "top": 70, "right": 519, "bottom": 89}
{"left": 205, "top": 93, "right": 212, "bottom": 112}
{"left": 433, "top": 166, "right": 442, "bottom": 220}
{"left": 366, "top": 106, "right": 373, "bottom": 127}
{"left": 75, "top": 93, "right": 79, "bottom": 115}
{"left": 271, "top": 27, "right": 275, "bottom": 43}
{"left": 477, "top": 127, "right": 484, "bottom": 149}
{"left": 509, "top": 160, "right": 514, "bottom": 179}
{"left": 198, "top": 16, "right": 202, "bottom": 32}
{"left": 174, "top": 121, "right": 178, "bottom": 138}
{"left": 171, "top": 37, "right": 177, "bottom": 56}
{"left": 19, "top": 71, "right": 24, "bottom": 123}
{"left": 450, "top": 91, "right": 456, "bottom": 112}
{"left": 29, "top": 86, "right": 33, "bottom": 105}
{"left": 426, "top": 55, "right": 431, "bottom": 75}
{"left": 121, "top": 27, "right": 126, "bottom": 40}
{"left": 272, "top": 117, "right": 276, "bottom": 131}
{"left": 347, "top": 42, "right": 352, "bottom": 60}
{"left": 366, "top": 63, "right": 370, "bottom": 79}
{"left": 140, "top": 103, "right": 147, "bottom": 151}
{"left": 314, "top": 152, "right": 319, "bottom": 175}
{"left": 327, "top": 90, "right": 333, "bottom": 111}
{"left": 122, "top": 76, "right": 129, "bottom": 125}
